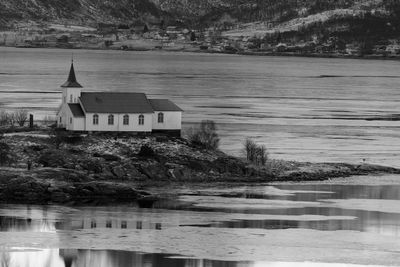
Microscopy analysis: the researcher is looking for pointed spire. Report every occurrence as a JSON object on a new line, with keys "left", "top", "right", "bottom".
{"left": 61, "top": 59, "right": 82, "bottom": 88}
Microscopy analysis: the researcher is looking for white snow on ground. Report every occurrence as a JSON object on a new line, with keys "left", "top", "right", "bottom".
{"left": 223, "top": 0, "right": 387, "bottom": 38}
{"left": 49, "top": 24, "right": 96, "bottom": 32}
{"left": 4, "top": 132, "right": 50, "bottom": 138}
{"left": 224, "top": 9, "right": 362, "bottom": 37}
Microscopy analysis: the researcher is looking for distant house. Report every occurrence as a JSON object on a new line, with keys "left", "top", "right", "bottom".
{"left": 57, "top": 62, "right": 183, "bottom": 136}
{"left": 275, "top": 43, "right": 287, "bottom": 52}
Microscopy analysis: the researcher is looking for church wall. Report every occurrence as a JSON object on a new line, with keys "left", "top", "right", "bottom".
{"left": 65, "top": 107, "right": 85, "bottom": 131}
{"left": 152, "top": 111, "right": 182, "bottom": 130}
{"left": 85, "top": 113, "right": 153, "bottom": 132}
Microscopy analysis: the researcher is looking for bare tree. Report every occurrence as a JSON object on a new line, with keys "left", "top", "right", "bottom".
{"left": 7, "top": 112, "right": 15, "bottom": 127}
{"left": 14, "top": 109, "right": 28, "bottom": 127}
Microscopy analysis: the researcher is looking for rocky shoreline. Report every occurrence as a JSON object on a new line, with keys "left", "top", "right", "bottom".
{"left": 4, "top": 45, "right": 400, "bottom": 62}
{"left": 0, "top": 133, "right": 399, "bottom": 204}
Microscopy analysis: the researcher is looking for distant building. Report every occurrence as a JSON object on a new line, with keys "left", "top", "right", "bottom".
{"left": 57, "top": 62, "right": 183, "bottom": 136}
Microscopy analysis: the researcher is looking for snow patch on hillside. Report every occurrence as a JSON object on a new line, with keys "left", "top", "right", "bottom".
{"left": 223, "top": 9, "right": 366, "bottom": 38}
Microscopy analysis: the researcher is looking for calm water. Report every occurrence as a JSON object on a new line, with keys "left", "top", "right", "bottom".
{"left": 0, "top": 47, "right": 399, "bottom": 166}
{"left": 1, "top": 177, "right": 400, "bottom": 266}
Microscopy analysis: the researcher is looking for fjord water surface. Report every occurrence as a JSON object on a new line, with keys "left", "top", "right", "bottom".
{"left": 2, "top": 178, "right": 400, "bottom": 266}
{"left": 0, "top": 47, "right": 399, "bottom": 166}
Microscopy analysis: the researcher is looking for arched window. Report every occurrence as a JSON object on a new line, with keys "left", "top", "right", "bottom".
{"left": 93, "top": 114, "right": 99, "bottom": 125}
{"left": 108, "top": 114, "right": 114, "bottom": 125}
{"left": 70, "top": 118, "right": 72, "bottom": 124}
{"left": 158, "top": 112, "right": 164, "bottom": 123}
{"left": 70, "top": 95, "right": 73, "bottom": 102}
{"left": 138, "top": 114, "right": 144, "bottom": 125}
{"left": 123, "top": 115, "right": 129, "bottom": 125}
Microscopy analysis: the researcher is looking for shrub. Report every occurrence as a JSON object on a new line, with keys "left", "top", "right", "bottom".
{"left": 243, "top": 138, "right": 268, "bottom": 166}
{"left": 188, "top": 120, "right": 220, "bottom": 150}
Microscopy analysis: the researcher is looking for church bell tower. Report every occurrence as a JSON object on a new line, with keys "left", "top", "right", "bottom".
{"left": 61, "top": 59, "right": 83, "bottom": 104}
{"left": 57, "top": 60, "right": 83, "bottom": 128}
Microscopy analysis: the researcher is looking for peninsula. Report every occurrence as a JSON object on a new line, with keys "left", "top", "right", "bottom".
{"left": 0, "top": 131, "right": 399, "bottom": 204}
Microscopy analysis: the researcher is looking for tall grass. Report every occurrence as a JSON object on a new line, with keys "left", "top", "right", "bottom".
{"left": 243, "top": 138, "right": 268, "bottom": 166}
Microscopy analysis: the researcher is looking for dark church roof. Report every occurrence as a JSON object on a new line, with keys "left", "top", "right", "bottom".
{"left": 68, "top": 103, "right": 85, "bottom": 117}
{"left": 80, "top": 92, "right": 154, "bottom": 113}
{"left": 61, "top": 62, "right": 83, "bottom": 88}
{"left": 149, "top": 99, "right": 183, "bottom": 111}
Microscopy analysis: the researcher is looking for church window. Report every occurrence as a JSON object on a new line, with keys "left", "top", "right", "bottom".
{"left": 158, "top": 113, "right": 164, "bottom": 123}
{"left": 123, "top": 115, "right": 129, "bottom": 125}
{"left": 108, "top": 114, "right": 114, "bottom": 125}
{"left": 93, "top": 114, "right": 99, "bottom": 125}
{"left": 138, "top": 115, "right": 144, "bottom": 125}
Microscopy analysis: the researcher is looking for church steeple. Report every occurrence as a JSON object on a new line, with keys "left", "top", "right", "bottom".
{"left": 61, "top": 59, "right": 82, "bottom": 88}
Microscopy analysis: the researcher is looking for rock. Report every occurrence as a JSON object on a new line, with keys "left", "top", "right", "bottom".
{"left": 33, "top": 168, "right": 88, "bottom": 182}
{"left": 80, "top": 158, "right": 103, "bottom": 174}
{"left": 112, "top": 166, "right": 125, "bottom": 179}
{"left": 137, "top": 195, "right": 158, "bottom": 208}
{"left": 50, "top": 190, "right": 71, "bottom": 202}
{"left": 122, "top": 163, "right": 147, "bottom": 180}
{"left": 28, "top": 144, "right": 46, "bottom": 152}
{"left": 37, "top": 149, "right": 68, "bottom": 168}
{"left": 0, "top": 177, "right": 49, "bottom": 202}
{"left": 171, "top": 166, "right": 194, "bottom": 181}
{"left": 139, "top": 163, "right": 170, "bottom": 180}
{"left": 71, "top": 181, "right": 145, "bottom": 200}
{"left": 186, "top": 159, "right": 211, "bottom": 172}
{"left": 93, "top": 153, "right": 120, "bottom": 162}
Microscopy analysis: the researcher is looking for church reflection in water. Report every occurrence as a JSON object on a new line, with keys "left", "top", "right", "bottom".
{"left": 0, "top": 213, "right": 247, "bottom": 267}
{"left": 1, "top": 248, "right": 246, "bottom": 267}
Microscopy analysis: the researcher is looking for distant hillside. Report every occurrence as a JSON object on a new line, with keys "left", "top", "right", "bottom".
{"left": 1, "top": 0, "right": 400, "bottom": 44}
{"left": 0, "top": 0, "right": 162, "bottom": 27}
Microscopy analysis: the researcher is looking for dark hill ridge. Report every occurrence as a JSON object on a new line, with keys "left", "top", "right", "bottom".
{"left": 0, "top": 0, "right": 397, "bottom": 26}
{"left": 0, "top": 0, "right": 161, "bottom": 27}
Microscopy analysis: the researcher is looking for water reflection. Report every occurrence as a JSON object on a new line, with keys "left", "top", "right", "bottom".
{"left": 1, "top": 248, "right": 250, "bottom": 267}
{"left": 1, "top": 181, "right": 400, "bottom": 266}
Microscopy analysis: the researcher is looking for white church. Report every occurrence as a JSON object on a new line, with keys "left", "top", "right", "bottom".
{"left": 57, "top": 62, "right": 183, "bottom": 136}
